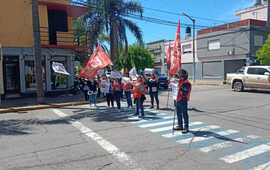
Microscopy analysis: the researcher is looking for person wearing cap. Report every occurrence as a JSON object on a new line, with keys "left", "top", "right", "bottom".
{"left": 174, "top": 69, "right": 192, "bottom": 133}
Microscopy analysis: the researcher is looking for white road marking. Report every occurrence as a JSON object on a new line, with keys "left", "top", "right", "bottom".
{"left": 199, "top": 138, "right": 244, "bottom": 153}
{"left": 220, "top": 143, "right": 270, "bottom": 164}
{"left": 200, "top": 135, "right": 260, "bottom": 153}
{"left": 250, "top": 162, "right": 270, "bottom": 170}
{"left": 150, "top": 122, "right": 203, "bottom": 133}
{"left": 139, "top": 120, "right": 174, "bottom": 128}
{"left": 52, "top": 109, "right": 143, "bottom": 170}
{"left": 130, "top": 114, "right": 168, "bottom": 124}
{"left": 162, "top": 125, "right": 220, "bottom": 138}
{"left": 176, "top": 129, "right": 239, "bottom": 144}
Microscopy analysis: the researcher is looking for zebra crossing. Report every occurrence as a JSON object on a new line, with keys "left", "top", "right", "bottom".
{"left": 127, "top": 108, "right": 270, "bottom": 170}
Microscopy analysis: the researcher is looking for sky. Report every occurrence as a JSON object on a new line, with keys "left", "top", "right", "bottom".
{"left": 127, "top": 0, "right": 255, "bottom": 44}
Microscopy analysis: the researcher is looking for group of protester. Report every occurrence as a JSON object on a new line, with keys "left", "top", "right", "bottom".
{"left": 77, "top": 69, "right": 192, "bottom": 133}
{"left": 77, "top": 73, "right": 160, "bottom": 118}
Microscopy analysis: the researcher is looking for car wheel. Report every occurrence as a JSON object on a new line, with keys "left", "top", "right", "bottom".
{"left": 233, "top": 81, "right": 244, "bottom": 92}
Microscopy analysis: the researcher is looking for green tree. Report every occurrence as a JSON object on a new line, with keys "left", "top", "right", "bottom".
{"left": 256, "top": 34, "right": 270, "bottom": 65}
{"left": 83, "top": 0, "right": 144, "bottom": 62}
{"left": 116, "top": 45, "right": 154, "bottom": 71}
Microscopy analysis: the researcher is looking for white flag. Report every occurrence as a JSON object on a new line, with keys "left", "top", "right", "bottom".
{"left": 129, "top": 67, "right": 137, "bottom": 80}
{"left": 52, "top": 62, "right": 70, "bottom": 75}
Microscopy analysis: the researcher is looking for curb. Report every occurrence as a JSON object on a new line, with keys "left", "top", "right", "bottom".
{"left": 0, "top": 101, "right": 89, "bottom": 114}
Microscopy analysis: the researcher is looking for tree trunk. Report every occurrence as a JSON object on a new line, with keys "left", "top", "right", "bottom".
{"left": 110, "top": 22, "right": 118, "bottom": 64}
{"left": 32, "top": 0, "right": 44, "bottom": 103}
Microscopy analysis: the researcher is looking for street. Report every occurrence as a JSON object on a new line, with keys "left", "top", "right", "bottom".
{"left": 0, "top": 85, "right": 270, "bottom": 170}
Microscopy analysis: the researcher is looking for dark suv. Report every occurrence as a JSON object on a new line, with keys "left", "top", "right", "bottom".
{"left": 158, "top": 75, "right": 169, "bottom": 89}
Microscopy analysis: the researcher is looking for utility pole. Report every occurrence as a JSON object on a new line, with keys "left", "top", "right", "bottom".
{"left": 32, "top": 0, "right": 44, "bottom": 103}
{"left": 182, "top": 12, "right": 196, "bottom": 83}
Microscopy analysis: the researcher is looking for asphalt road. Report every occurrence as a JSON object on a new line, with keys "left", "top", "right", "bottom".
{"left": 0, "top": 85, "right": 270, "bottom": 170}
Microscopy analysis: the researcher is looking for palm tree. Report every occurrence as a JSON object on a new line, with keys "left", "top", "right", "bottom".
{"left": 83, "top": 0, "right": 144, "bottom": 62}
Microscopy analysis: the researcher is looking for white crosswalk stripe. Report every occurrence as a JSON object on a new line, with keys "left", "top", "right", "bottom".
{"left": 250, "top": 162, "right": 270, "bottom": 170}
{"left": 162, "top": 125, "right": 220, "bottom": 138}
{"left": 220, "top": 142, "right": 270, "bottom": 163}
{"left": 199, "top": 138, "right": 244, "bottom": 153}
{"left": 150, "top": 122, "right": 203, "bottom": 133}
{"left": 139, "top": 120, "right": 174, "bottom": 128}
{"left": 199, "top": 135, "right": 260, "bottom": 153}
{"left": 176, "top": 129, "right": 239, "bottom": 144}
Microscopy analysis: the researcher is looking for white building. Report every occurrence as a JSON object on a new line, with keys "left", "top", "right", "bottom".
{"left": 236, "top": 0, "right": 268, "bottom": 21}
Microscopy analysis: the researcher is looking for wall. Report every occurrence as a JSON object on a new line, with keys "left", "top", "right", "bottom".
{"left": 0, "top": 0, "right": 33, "bottom": 47}
{"left": 237, "top": 6, "right": 268, "bottom": 21}
{"left": 197, "top": 26, "right": 251, "bottom": 62}
{"left": 0, "top": 0, "right": 72, "bottom": 48}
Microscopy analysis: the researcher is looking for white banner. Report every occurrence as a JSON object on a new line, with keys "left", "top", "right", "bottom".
{"left": 52, "top": 62, "right": 70, "bottom": 75}
{"left": 111, "top": 71, "right": 122, "bottom": 79}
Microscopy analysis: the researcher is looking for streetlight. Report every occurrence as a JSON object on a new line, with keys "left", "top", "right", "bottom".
{"left": 182, "top": 12, "right": 196, "bottom": 83}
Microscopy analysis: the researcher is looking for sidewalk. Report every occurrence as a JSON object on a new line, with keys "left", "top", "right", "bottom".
{"left": 192, "top": 80, "right": 225, "bottom": 86}
{"left": 0, "top": 93, "right": 88, "bottom": 114}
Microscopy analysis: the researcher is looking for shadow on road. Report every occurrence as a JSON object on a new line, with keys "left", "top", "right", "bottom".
{"left": 190, "top": 130, "right": 246, "bottom": 144}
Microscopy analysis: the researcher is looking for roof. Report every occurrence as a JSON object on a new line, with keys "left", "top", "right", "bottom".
{"left": 198, "top": 19, "right": 266, "bottom": 36}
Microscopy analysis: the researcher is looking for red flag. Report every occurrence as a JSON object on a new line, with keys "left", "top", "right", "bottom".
{"left": 80, "top": 45, "right": 112, "bottom": 79}
{"left": 166, "top": 42, "right": 171, "bottom": 66}
{"left": 169, "top": 20, "right": 182, "bottom": 76}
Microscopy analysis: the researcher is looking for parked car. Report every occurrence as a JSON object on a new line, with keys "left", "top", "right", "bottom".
{"left": 226, "top": 66, "right": 270, "bottom": 92}
{"left": 158, "top": 75, "right": 169, "bottom": 89}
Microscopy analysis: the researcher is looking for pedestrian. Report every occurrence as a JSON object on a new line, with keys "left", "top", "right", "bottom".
{"left": 123, "top": 78, "right": 133, "bottom": 108}
{"left": 104, "top": 77, "right": 114, "bottom": 108}
{"left": 82, "top": 80, "right": 90, "bottom": 101}
{"left": 133, "top": 75, "right": 147, "bottom": 118}
{"left": 148, "top": 73, "right": 159, "bottom": 109}
{"left": 112, "top": 78, "right": 123, "bottom": 109}
{"left": 88, "top": 79, "right": 98, "bottom": 107}
{"left": 174, "top": 69, "right": 192, "bottom": 133}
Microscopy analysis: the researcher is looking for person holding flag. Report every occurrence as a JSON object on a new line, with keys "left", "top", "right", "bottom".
{"left": 169, "top": 20, "right": 192, "bottom": 133}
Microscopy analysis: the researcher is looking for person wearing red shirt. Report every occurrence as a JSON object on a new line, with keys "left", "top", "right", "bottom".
{"left": 174, "top": 69, "right": 192, "bottom": 133}
{"left": 112, "top": 78, "right": 123, "bottom": 109}
{"left": 133, "top": 75, "right": 147, "bottom": 118}
{"left": 123, "top": 78, "right": 133, "bottom": 108}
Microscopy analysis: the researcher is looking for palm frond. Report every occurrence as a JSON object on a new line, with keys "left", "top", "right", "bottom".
{"left": 123, "top": 18, "right": 143, "bottom": 45}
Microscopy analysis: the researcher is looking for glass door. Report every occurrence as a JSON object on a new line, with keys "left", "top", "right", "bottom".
{"left": 4, "top": 56, "right": 20, "bottom": 94}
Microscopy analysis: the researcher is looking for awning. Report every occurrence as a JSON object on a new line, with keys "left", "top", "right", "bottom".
{"left": 39, "top": 1, "right": 88, "bottom": 18}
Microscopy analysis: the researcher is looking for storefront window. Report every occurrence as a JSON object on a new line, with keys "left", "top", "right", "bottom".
{"left": 25, "top": 60, "right": 36, "bottom": 90}
{"left": 51, "top": 59, "right": 68, "bottom": 90}
{"left": 24, "top": 58, "right": 46, "bottom": 91}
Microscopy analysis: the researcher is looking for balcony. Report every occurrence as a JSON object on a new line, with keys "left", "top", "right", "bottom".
{"left": 40, "top": 27, "right": 88, "bottom": 52}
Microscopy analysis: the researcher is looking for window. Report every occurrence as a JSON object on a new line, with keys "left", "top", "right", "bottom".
{"left": 182, "top": 44, "right": 192, "bottom": 54}
{"left": 236, "top": 67, "right": 245, "bottom": 74}
{"left": 247, "top": 68, "right": 269, "bottom": 75}
{"left": 25, "top": 60, "right": 36, "bottom": 90}
{"left": 208, "top": 40, "right": 220, "bottom": 50}
{"left": 254, "top": 35, "right": 264, "bottom": 47}
{"left": 51, "top": 57, "right": 68, "bottom": 90}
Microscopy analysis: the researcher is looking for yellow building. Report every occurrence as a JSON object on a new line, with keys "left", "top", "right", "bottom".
{"left": 0, "top": 0, "right": 87, "bottom": 98}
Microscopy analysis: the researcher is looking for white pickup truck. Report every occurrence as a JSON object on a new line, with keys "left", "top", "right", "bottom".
{"left": 226, "top": 66, "right": 270, "bottom": 92}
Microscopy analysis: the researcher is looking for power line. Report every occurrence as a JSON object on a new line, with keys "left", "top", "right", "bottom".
{"left": 71, "top": 1, "right": 210, "bottom": 29}
{"left": 143, "top": 6, "right": 230, "bottom": 24}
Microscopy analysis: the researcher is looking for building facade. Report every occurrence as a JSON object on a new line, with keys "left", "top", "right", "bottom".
{"left": 146, "top": 40, "right": 167, "bottom": 75}
{"left": 196, "top": 0, "right": 270, "bottom": 80}
{"left": 146, "top": 38, "right": 199, "bottom": 78}
{"left": 0, "top": 0, "right": 87, "bottom": 98}
{"left": 197, "top": 19, "right": 268, "bottom": 80}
